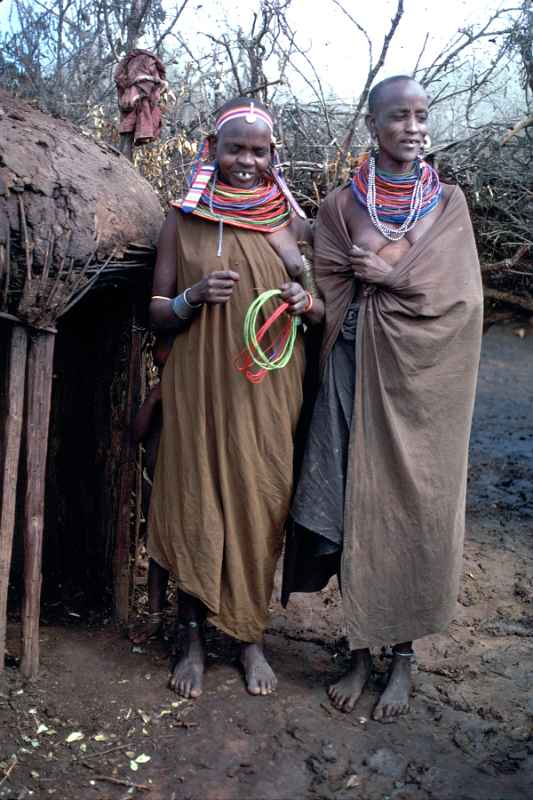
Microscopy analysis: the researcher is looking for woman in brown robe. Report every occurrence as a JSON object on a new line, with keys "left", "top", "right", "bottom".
{"left": 285, "top": 76, "right": 483, "bottom": 721}
{"left": 148, "top": 97, "right": 322, "bottom": 698}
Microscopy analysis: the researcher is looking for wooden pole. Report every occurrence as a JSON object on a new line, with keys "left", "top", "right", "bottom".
{"left": 119, "top": 132, "right": 134, "bottom": 162}
{"left": 20, "top": 330, "right": 56, "bottom": 680}
{"left": 112, "top": 311, "right": 142, "bottom": 625}
{"left": 0, "top": 324, "right": 28, "bottom": 673}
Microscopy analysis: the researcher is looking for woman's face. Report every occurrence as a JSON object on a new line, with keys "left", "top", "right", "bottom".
{"left": 367, "top": 81, "right": 429, "bottom": 170}
{"left": 213, "top": 118, "right": 272, "bottom": 189}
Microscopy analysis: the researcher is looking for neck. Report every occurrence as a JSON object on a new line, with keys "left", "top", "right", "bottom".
{"left": 217, "top": 171, "right": 263, "bottom": 190}
{"left": 375, "top": 152, "right": 417, "bottom": 176}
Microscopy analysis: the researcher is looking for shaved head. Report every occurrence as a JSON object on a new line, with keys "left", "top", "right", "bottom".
{"left": 368, "top": 76, "right": 427, "bottom": 114}
{"left": 217, "top": 96, "right": 270, "bottom": 114}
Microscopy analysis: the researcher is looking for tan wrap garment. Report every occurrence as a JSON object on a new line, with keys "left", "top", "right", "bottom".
{"left": 148, "top": 213, "right": 304, "bottom": 643}
{"left": 314, "top": 184, "right": 483, "bottom": 649}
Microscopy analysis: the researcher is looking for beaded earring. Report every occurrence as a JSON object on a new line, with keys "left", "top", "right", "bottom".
{"left": 369, "top": 130, "right": 379, "bottom": 155}
{"left": 419, "top": 134, "right": 431, "bottom": 160}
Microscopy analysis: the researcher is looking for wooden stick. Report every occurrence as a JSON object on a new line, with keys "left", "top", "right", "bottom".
{"left": 82, "top": 763, "right": 150, "bottom": 791}
{"left": 483, "top": 287, "right": 533, "bottom": 313}
{"left": 119, "top": 132, "right": 135, "bottom": 162}
{"left": 20, "top": 330, "right": 56, "bottom": 680}
{"left": 92, "top": 774, "right": 150, "bottom": 791}
{"left": 81, "top": 743, "right": 129, "bottom": 760}
{"left": 0, "top": 226, "right": 11, "bottom": 310}
{"left": 113, "top": 308, "right": 143, "bottom": 624}
{"left": 0, "top": 325, "right": 28, "bottom": 674}
{"left": 500, "top": 114, "right": 533, "bottom": 145}
{"left": 0, "top": 756, "right": 17, "bottom": 788}
{"left": 481, "top": 245, "right": 529, "bottom": 274}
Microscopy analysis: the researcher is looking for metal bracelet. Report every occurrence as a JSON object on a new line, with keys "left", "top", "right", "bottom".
{"left": 183, "top": 287, "right": 202, "bottom": 309}
{"left": 171, "top": 291, "right": 195, "bottom": 320}
{"left": 299, "top": 254, "right": 319, "bottom": 298}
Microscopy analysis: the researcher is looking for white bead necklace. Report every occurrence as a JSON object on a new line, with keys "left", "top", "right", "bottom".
{"left": 366, "top": 154, "right": 424, "bottom": 242}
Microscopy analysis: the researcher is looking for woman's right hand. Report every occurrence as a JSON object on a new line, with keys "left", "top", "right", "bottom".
{"left": 187, "top": 270, "right": 240, "bottom": 306}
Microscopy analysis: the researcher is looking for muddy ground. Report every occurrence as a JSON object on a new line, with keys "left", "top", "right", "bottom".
{"left": 1, "top": 322, "right": 532, "bottom": 800}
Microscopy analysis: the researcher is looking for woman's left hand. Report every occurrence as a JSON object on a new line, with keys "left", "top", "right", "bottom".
{"left": 349, "top": 245, "right": 393, "bottom": 284}
{"left": 280, "top": 281, "right": 309, "bottom": 316}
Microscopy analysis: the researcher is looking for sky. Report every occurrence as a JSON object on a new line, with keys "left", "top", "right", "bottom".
{"left": 0, "top": 0, "right": 512, "bottom": 102}
{"left": 180, "top": 0, "right": 508, "bottom": 101}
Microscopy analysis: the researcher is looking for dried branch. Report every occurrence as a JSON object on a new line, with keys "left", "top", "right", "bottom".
{"left": 483, "top": 287, "right": 533, "bottom": 312}
{"left": 419, "top": 7, "right": 518, "bottom": 88}
{"left": 154, "top": 0, "right": 191, "bottom": 51}
{"left": 336, "top": 0, "right": 405, "bottom": 174}
{"left": 412, "top": 32, "right": 430, "bottom": 77}
{"left": 481, "top": 245, "right": 530, "bottom": 272}
{"left": 501, "top": 113, "right": 533, "bottom": 143}
{"left": 329, "top": 0, "right": 373, "bottom": 66}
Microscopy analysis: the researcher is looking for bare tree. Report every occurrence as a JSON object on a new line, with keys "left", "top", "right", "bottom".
{"left": 330, "top": 0, "right": 405, "bottom": 175}
{"left": 0, "top": 0, "right": 190, "bottom": 122}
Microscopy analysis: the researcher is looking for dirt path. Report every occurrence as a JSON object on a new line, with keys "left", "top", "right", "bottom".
{"left": 1, "top": 323, "right": 532, "bottom": 800}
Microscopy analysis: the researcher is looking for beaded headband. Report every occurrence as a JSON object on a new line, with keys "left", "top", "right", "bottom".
{"left": 215, "top": 102, "right": 274, "bottom": 133}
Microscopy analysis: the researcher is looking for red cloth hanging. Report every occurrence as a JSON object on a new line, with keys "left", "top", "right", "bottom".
{"left": 114, "top": 49, "right": 167, "bottom": 144}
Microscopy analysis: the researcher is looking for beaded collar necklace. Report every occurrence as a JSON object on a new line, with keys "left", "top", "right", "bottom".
{"left": 176, "top": 169, "right": 294, "bottom": 256}
{"left": 193, "top": 172, "right": 292, "bottom": 232}
{"left": 352, "top": 153, "right": 442, "bottom": 241}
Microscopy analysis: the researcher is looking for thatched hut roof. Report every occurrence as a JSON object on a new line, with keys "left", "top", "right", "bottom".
{"left": 0, "top": 90, "right": 164, "bottom": 269}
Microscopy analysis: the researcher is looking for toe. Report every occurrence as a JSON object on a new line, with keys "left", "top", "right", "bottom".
{"left": 341, "top": 698, "right": 353, "bottom": 713}
{"left": 245, "top": 667, "right": 260, "bottom": 695}
{"left": 190, "top": 673, "right": 203, "bottom": 698}
{"left": 343, "top": 697, "right": 357, "bottom": 713}
{"left": 379, "top": 704, "right": 398, "bottom": 723}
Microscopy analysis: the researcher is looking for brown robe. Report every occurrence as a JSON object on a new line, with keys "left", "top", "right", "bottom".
{"left": 313, "top": 183, "right": 483, "bottom": 649}
{"left": 148, "top": 213, "right": 304, "bottom": 642}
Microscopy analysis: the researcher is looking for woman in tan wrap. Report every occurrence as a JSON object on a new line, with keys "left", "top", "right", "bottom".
{"left": 285, "top": 76, "right": 483, "bottom": 721}
{"left": 148, "top": 97, "right": 322, "bottom": 698}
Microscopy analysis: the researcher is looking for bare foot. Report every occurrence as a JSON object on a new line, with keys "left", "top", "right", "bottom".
{"left": 240, "top": 642, "right": 277, "bottom": 696}
{"left": 328, "top": 649, "right": 372, "bottom": 712}
{"left": 128, "top": 613, "right": 163, "bottom": 645}
{"left": 169, "top": 626, "right": 205, "bottom": 699}
{"left": 372, "top": 652, "right": 412, "bottom": 722}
